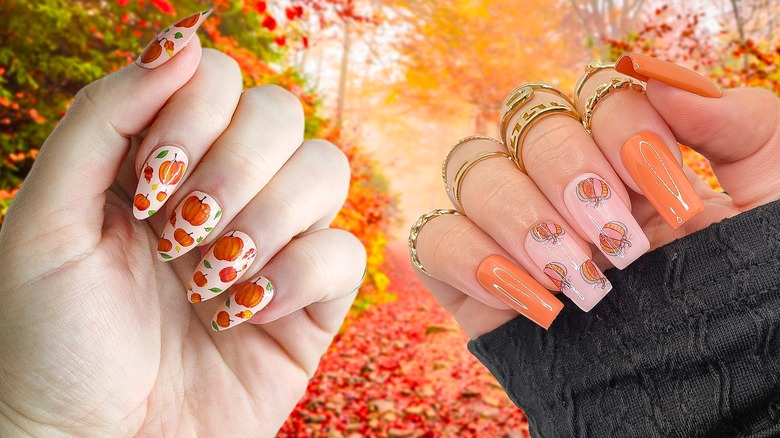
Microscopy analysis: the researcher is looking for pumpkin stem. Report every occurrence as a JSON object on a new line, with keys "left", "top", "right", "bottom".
{"left": 199, "top": 195, "right": 207, "bottom": 203}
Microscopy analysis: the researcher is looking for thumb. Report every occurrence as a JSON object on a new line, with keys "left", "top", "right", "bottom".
{"left": 2, "top": 11, "right": 209, "bottom": 247}
{"left": 645, "top": 79, "right": 780, "bottom": 209}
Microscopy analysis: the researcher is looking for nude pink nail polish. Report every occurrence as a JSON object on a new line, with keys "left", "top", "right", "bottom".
{"left": 563, "top": 173, "right": 650, "bottom": 269}
{"left": 524, "top": 220, "right": 612, "bottom": 311}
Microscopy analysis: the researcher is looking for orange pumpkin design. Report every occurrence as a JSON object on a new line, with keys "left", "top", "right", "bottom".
{"left": 190, "top": 293, "right": 202, "bottom": 303}
{"left": 543, "top": 262, "right": 571, "bottom": 292}
{"left": 599, "top": 222, "right": 631, "bottom": 256}
{"left": 133, "top": 193, "right": 150, "bottom": 211}
{"left": 581, "top": 260, "right": 607, "bottom": 288}
{"left": 214, "top": 233, "right": 244, "bottom": 261}
{"left": 531, "top": 221, "right": 564, "bottom": 244}
{"left": 175, "top": 13, "right": 201, "bottom": 28}
{"left": 576, "top": 177, "right": 611, "bottom": 206}
{"left": 182, "top": 195, "right": 210, "bottom": 226}
{"left": 140, "top": 39, "right": 162, "bottom": 63}
{"left": 216, "top": 311, "right": 231, "bottom": 328}
{"left": 159, "top": 153, "right": 185, "bottom": 185}
{"left": 174, "top": 228, "right": 194, "bottom": 247}
{"left": 157, "top": 237, "right": 173, "bottom": 252}
{"left": 193, "top": 271, "right": 208, "bottom": 287}
{"left": 156, "top": 191, "right": 167, "bottom": 202}
{"left": 234, "top": 280, "right": 265, "bottom": 308}
{"left": 219, "top": 267, "right": 237, "bottom": 283}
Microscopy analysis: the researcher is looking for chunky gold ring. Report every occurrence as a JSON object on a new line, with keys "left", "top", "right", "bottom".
{"left": 499, "top": 82, "right": 574, "bottom": 144}
{"left": 451, "top": 151, "right": 513, "bottom": 211}
{"left": 581, "top": 77, "right": 645, "bottom": 133}
{"left": 507, "top": 102, "right": 581, "bottom": 173}
{"left": 408, "top": 209, "right": 462, "bottom": 277}
{"left": 442, "top": 135, "right": 503, "bottom": 195}
{"left": 573, "top": 60, "right": 616, "bottom": 109}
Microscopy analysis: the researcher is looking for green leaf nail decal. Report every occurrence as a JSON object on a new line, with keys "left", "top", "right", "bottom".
{"left": 204, "top": 227, "right": 213, "bottom": 232}
{"left": 266, "top": 282, "right": 273, "bottom": 291}
{"left": 164, "top": 27, "right": 170, "bottom": 33}
{"left": 174, "top": 32, "right": 183, "bottom": 39}
{"left": 214, "top": 210, "right": 222, "bottom": 219}
{"left": 156, "top": 150, "right": 169, "bottom": 159}
{"left": 148, "top": 210, "right": 156, "bottom": 216}
{"left": 209, "top": 287, "right": 221, "bottom": 293}
{"left": 160, "top": 253, "right": 173, "bottom": 259}
{"left": 212, "top": 320, "right": 219, "bottom": 331}
{"left": 196, "top": 236, "right": 203, "bottom": 243}
{"left": 226, "top": 298, "right": 231, "bottom": 307}
{"left": 204, "top": 260, "right": 212, "bottom": 269}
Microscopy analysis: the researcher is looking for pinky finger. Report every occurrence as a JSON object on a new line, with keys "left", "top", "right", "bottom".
{"left": 210, "top": 228, "right": 366, "bottom": 332}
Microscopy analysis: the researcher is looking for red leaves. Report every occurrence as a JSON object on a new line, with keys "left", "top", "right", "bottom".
{"left": 116, "top": 0, "right": 130, "bottom": 6}
{"left": 150, "top": 0, "right": 175, "bottom": 16}
{"left": 262, "top": 15, "right": 277, "bottom": 31}
{"left": 279, "top": 244, "right": 530, "bottom": 436}
{"left": 254, "top": 1, "right": 266, "bottom": 14}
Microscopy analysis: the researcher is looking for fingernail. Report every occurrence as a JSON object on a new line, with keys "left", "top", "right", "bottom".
{"left": 477, "top": 255, "right": 563, "bottom": 329}
{"left": 136, "top": 8, "right": 212, "bottom": 69}
{"left": 187, "top": 231, "right": 257, "bottom": 303}
{"left": 524, "top": 221, "right": 612, "bottom": 312}
{"left": 563, "top": 174, "right": 650, "bottom": 269}
{"left": 158, "top": 191, "right": 221, "bottom": 261}
{"left": 133, "top": 146, "right": 188, "bottom": 219}
{"left": 621, "top": 132, "right": 704, "bottom": 229}
{"left": 615, "top": 52, "right": 721, "bottom": 98}
{"left": 212, "top": 276, "right": 274, "bottom": 331}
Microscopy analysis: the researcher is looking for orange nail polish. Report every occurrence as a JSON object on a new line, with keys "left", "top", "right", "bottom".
{"left": 477, "top": 255, "right": 563, "bottom": 329}
{"left": 621, "top": 132, "right": 704, "bottom": 229}
{"left": 615, "top": 52, "right": 721, "bottom": 98}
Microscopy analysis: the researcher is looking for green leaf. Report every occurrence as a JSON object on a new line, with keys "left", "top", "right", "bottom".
{"left": 214, "top": 210, "right": 222, "bottom": 219}
{"left": 204, "top": 227, "right": 213, "bottom": 232}
{"left": 204, "top": 260, "right": 212, "bottom": 269}
{"left": 266, "top": 282, "right": 273, "bottom": 291}
{"left": 196, "top": 236, "right": 203, "bottom": 243}
{"left": 211, "top": 320, "right": 219, "bottom": 331}
{"left": 164, "top": 27, "right": 170, "bottom": 33}
{"left": 209, "top": 287, "right": 222, "bottom": 293}
{"left": 156, "top": 149, "right": 169, "bottom": 159}
{"left": 174, "top": 32, "right": 183, "bottom": 39}
{"left": 226, "top": 298, "right": 231, "bottom": 307}
{"left": 147, "top": 210, "right": 156, "bottom": 216}
{"left": 159, "top": 253, "right": 173, "bottom": 259}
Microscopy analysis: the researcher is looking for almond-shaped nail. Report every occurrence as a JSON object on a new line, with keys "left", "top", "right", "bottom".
{"left": 158, "top": 191, "right": 221, "bottom": 261}
{"left": 563, "top": 174, "right": 650, "bottom": 269}
{"left": 621, "top": 132, "right": 704, "bottom": 229}
{"left": 525, "top": 221, "right": 612, "bottom": 312}
{"left": 212, "top": 276, "right": 274, "bottom": 331}
{"left": 615, "top": 52, "right": 721, "bottom": 98}
{"left": 477, "top": 255, "right": 563, "bottom": 329}
{"left": 188, "top": 231, "right": 257, "bottom": 303}
{"left": 136, "top": 8, "right": 212, "bottom": 69}
{"left": 133, "top": 146, "right": 188, "bottom": 219}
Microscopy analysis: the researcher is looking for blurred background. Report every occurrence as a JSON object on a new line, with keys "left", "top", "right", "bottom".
{"left": 1, "top": 0, "right": 779, "bottom": 436}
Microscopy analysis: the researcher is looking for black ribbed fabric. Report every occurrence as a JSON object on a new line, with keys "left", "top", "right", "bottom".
{"left": 468, "top": 200, "right": 780, "bottom": 438}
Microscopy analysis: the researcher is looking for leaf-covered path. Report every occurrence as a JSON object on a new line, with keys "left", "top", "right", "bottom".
{"left": 279, "top": 241, "right": 530, "bottom": 437}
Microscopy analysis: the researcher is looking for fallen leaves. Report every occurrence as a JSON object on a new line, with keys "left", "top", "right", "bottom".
{"left": 279, "top": 242, "right": 530, "bottom": 437}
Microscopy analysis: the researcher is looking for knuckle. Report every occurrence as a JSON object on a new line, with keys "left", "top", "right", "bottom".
{"left": 416, "top": 215, "right": 471, "bottom": 273}
{"left": 201, "top": 48, "right": 241, "bottom": 80}
{"left": 241, "top": 84, "right": 304, "bottom": 130}
{"left": 522, "top": 120, "right": 586, "bottom": 173}
{"left": 299, "top": 140, "right": 351, "bottom": 187}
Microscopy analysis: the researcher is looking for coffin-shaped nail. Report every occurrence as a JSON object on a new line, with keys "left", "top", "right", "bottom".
{"left": 615, "top": 52, "right": 721, "bottom": 98}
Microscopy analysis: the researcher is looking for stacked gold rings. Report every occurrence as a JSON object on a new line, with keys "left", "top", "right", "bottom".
{"left": 408, "top": 208, "right": 461, "bottom": 277}
{"left": 441, "top": 136, "right": 511, "bottom": 212}
{"left": 499, "top": 82, "right": 574, "bottom": 145}
{"left": 573, "top": 60, "right": 616, "bottom": 108}
{"left": 581, "top": 77, "right": 645, "bottom": 133}
{"left": 505, "top": 99, "right": 580, "bottom": 173}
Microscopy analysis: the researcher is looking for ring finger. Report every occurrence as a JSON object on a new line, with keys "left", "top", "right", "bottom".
{"left": 501, "top": 83, "right": 650, "bottom": 269}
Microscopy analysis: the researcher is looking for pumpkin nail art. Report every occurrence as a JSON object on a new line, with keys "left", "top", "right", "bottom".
{"left": 211, "top": 276, "right": 274, "bottom": 332}
{"left": 563, "top": 173, "right": 650, "bottom": 269}
{"left": 524, "top": 220, "right": 612, "bottom": 312}
{"left": 136, "top": 9, "right": 212, "bottom": 69}
{"left": 187, "top": 231, "right": 257, "bottom": 303}
{"left": 158, "top": 190, "right": 221, "bottom": 261}
{"left": 133, "top": 146, "right": 188, "bottom": 219}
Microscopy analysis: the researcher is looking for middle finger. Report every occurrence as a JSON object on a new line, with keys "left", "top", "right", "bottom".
{"left": 502, "top": 84, "right": 650, "bottom": 269}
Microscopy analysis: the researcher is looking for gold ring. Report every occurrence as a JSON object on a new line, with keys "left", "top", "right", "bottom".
{"left": 500, "top": 82, "right": 574, "bottom": 144}
{"left": 507, "top": 102, "right": 581, "bottom": 172}
{"left": 442, "top": 135, "right": 503, "bottom": 195}
{"left": 408, "top": 209, "right": 462, "bottom": 277}
{"left": 581, "top": 77, "right": 645, "bottom": 133}
{"left": 573, "top": 60, "right": 616, "bottom": 109}
{"left": 451, "top": 151, "right": 513, "bottom": 211}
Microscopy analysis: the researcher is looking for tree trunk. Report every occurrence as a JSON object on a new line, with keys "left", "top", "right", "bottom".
{"left": 336, "top": 20, "right": 351, "bottom": 128}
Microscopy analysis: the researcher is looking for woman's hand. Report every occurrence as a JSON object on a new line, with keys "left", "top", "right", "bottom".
{"left": 0, "top": 11, "right": 365, "bottom": 437}
{"left": 411, "top": 54, "right": 780, "bottom": 338}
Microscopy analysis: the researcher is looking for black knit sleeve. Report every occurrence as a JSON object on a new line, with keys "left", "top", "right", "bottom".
{"left": 468, "top": 199, "right": 780, "bottom": 438}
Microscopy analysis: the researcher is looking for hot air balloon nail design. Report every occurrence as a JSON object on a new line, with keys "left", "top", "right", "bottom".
{"left": 563, "top": 173, "right": 650, "bottom": 269}
{"left": 531, "top": 220, "right": 565, "bottom": 244}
